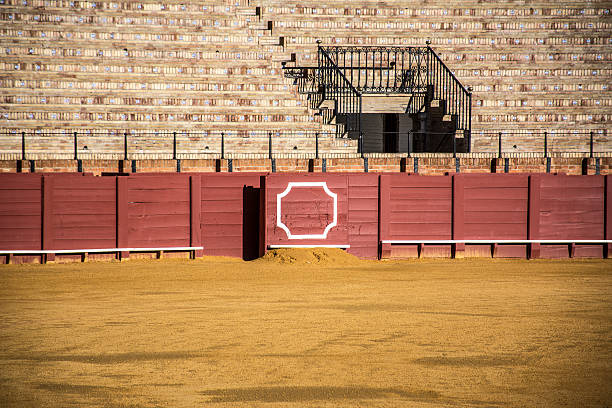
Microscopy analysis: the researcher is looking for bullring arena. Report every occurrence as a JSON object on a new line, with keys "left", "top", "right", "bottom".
{"left": 0, "top": 0, "right": 611, "bottom": 407}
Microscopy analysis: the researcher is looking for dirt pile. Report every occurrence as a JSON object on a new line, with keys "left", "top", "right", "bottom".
{"left": 254, "top": 248, "right": 361, "bottom": 265}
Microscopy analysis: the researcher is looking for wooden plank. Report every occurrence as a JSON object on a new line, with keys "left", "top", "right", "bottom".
{"left": 540, "top": 175, "right": 604, "bottom": 189}
{"left": 52, "top": 189, "right": 116, "bottom": 202}
{"left": 53, "top": 181, "right": 117, "bottom": 191}
{"left": 606, "top": 175, "right": 611, "bottom": 258}
{"left": 53, "top": 238, "right": 117, "bottom": 250}
{"left": 0, "top": 189, "right": 43, "bottom": 203}
{"left": 128, "top": 226, "right": 190, "bottom": 242}
{"left": 464, "top": 175, "right": 528, "bottom": 189}
{"left": 128, "top": 189, "right": 190, "bottom": 203}
{"left": 0, "top": 201, "right": 41, "bottom": 215}
{"left": 128, "top": 202, "right": 190, "bottom": 216}
{"left": 452, "top": 174, "right": 465, "bottom": 258}
{"left": 464, "top": 224, "right": 527, "bottom": 240}
{"left": 529, "top": 175, "right": 541, "bottom": 259}
{"left": 42, "top": 176, "right": 53, "bottom": 251}
{"left": 540, "top": 224, "right": 604, "bottom": 240}
{"left": 53, "top": 214, "right": 117, "bottom": 228}
{"left": 463, "top": 188, "right": 527, "bottom": 200}
{"left": 388, "top": 174, "right": 451, "bottom": 188}
{"left": 379, "top": 174, "right": 391, "bottom": 242}
{"left": 127, "top": 214, "right": 190, "bottom": 227}
{"left": 116, "top": 176, "right": 128, "bottom": 249}
{"left": 390, "top": 201, "right": 450, "bottom": 212}
{"left": 54, "top": 227, "right": 117, "bottom": 240}
{"left": 540, "top": 189, "right": 604, "bottom": 200}
{"left": 190, "top": 175, "right": 202, "bottom": 251}
{"left": 200, "top": 200, "right": 243, "bottom": 212}
{"left": 464, "top": 199, "right": 528, "bottom": 212}
{"left": 464, "top": 211, "right": 527, "bottom": 224}
{"left": 391, "top": 188, "right": 452, "bottom": 200}
{"left": 128, "top": 176, "right": 189, "bottom": 190}
{"left": 52, "top": 201, "right": 117, "bottom": 215}
{"left": 540, "top": 200, "right": 604, "bottom": 212}
{"left": 389, "top": 223, "right": 451, "bottom": 237}
{"left": 390, "top": 212, "right": 452, "bottom": 223}
{"left": 0, "top": 180, "right": 42, "bottom": 190}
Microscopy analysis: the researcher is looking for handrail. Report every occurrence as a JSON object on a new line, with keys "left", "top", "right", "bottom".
{"left": 427, "top": 46, "right": 470, "bottom": 95}
{"left": 317, "top": 45, "right": 363, "bottom": 152}
{"left": 318, "top": 47, "right": 362, "bottom": 97}
{"left": 426, "top": 46, "right": 472, "bottom": 135}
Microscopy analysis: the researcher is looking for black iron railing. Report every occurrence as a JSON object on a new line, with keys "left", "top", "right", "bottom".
{"left": 426, "top": 44, "right": 472, "bottom": 135}
{"left": 1, "top": 130, "right": 608, "bottom": 159}
{"left": 320, "top": 46, "right": 429, "bottom": 95}
{"left": 317, "top": 45, "right": 362, "bottom": 150}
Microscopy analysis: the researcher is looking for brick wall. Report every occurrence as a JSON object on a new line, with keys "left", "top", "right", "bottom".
{"left": 1, "top": 155, "right": 609, "bottom": 175}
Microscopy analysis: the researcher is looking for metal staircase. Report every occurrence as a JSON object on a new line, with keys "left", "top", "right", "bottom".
{"left": 283, "top": 44, "right": 472, "bottom": 153}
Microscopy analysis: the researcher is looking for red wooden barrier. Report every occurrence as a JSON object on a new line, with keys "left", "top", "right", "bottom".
{"left": 264, "top": 173, "right": 379, "bottom": 259}
{"left": 539, "top": 175, "right": 605, "bottom": 258}
{"left": 201, "top": 173, "right": 262, "bottom": 259}
{"left": 379, "top": 173, "right": 609, "bottom": 259}
{"left": 0, "top": 174, "right": 42, "bottom": 254}
{"left": 0, "top": 173, "right": 609, "bottom": 263}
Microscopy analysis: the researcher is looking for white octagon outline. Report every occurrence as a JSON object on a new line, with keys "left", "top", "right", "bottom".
{"left": 276, "top": 182, "right": 338, "bottom": 240}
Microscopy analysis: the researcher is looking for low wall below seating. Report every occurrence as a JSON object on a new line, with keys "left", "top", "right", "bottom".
{"left": 0, "top": 172, "right": 609, "bottom": 263}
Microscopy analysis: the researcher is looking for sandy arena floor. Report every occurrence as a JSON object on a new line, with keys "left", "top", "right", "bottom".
{"left": 0, "top": 249, "right": 610, "bottom": 408}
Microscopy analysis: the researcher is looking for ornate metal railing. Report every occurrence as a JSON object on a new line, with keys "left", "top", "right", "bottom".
{"left": 426, "top": 44, "right": 472, "bottom": 136}
{"left": 320, "top": 46, "right": 429, "bottom": 96}
{"left": 283, "top": 44, "right": 472, "bottom": 153}
{"left": 317, "top": 45, "right": 362, "bottom": 149}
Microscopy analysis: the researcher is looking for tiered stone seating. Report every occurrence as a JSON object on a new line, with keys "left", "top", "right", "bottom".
{"left": 260, "top": 0, "right": 611, "bottom": 151}
{"left": 0, "top": 0, "right": 610, "bottom": 153}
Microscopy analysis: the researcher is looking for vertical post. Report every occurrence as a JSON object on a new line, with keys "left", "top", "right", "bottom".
{"left": 498, "top": 132, "right": 502, "bottom": 158}
{"left": 173, "top": 132, "right": 177, "bottom": 160}
{"left": 590, "top": 131, "right": 594, "bottom": 158}
{"left": 190, "top": 175, "right": 202, "bottom": 258}
{"left": 528, "top": 174, "right": 541, "bottom": 259}
{"left": 379, "top": 174, "right": 391, "bottom": 259}
{"left": 315, "top": 132, "right": 319, "bottom": 159}
{"left": 73, "top": 131, "right": 78, "bottom": 160}
{"left": 268, "top": 132, "right": 272, "bottom": 159}
{"left": 605, "top": 175, "right": 611, "bottom": 258}
{"left": 221, "top": 132, "right": 225, "bottom": 159}
{"left": 452, "top": 174, "right": 465, "bottom": 258}
{"left": 544, "top": 131, "right": 548, "bottom": 158}
{"left": 123, "top": 132, "right": 128, "bottom": 160}
{"left": 42, "top": 176, "right": 54, "bottom": 263}
{"left": 407, "top": 130, "right": 411, "bottom": 158}
{"left": 21, "top": 131, "right": 26, "bottom": 160}
{"left": 116, "top": 176, "right": 129, "bottom": 261}
{"left": 452, "top": 133, "right": 456, "bottom": 158}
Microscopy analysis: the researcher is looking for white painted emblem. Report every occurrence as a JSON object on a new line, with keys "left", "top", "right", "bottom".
{"left": 276, "top": 182, "right": 338, "bottom": 240}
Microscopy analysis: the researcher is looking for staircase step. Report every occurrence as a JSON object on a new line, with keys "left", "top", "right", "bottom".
{"left": 259, "top": 37, "right": 282, "bottom": 46}
{"left": 236, "top": 7, "right": 258, "bottom": 16}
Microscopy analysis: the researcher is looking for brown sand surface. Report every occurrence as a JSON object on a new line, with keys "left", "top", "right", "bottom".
{"left": 0, "top": 250, "right": 611, "bottom": 407}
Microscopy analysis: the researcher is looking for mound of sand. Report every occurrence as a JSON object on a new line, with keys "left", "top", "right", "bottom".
{"left": 254, "top": 248, "right": 361, "bottom": 265}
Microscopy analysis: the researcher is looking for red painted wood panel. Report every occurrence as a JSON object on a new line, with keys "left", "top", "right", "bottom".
{"left": 381, "top": 174, "right": 452, "bottom": 241}
{"left": 540, "top": 175, "right": 605, "bottom": 240}
{"left": 128, "top": 175, "right": 190, "bottom": 248}
{"left": 0, "top": 175, "right": 42, "bottom": 250}
{"left": 348, "top": 174, "right": 379, "bottom": 259}
{"left": 265, "top": 174, "right": 349, "bottom": 247}
{"left": 463, "top": 175, "right": 528, "bottom": 240}
{"left": 49, "top": 176, "right": 116, "bottom": 250}
{"left": 201, "top": 173, "right": 263, "bottom": 259}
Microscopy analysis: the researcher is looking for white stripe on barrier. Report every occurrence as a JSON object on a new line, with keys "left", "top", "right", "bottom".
{"left": 0, "top": 247, "right": 204, "bottom": 255}
{"left": 269, "top": 244, "right": 350, "bottom": 249}
{"left": 381, "top": 240, "right": 611, "bottom": 244}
